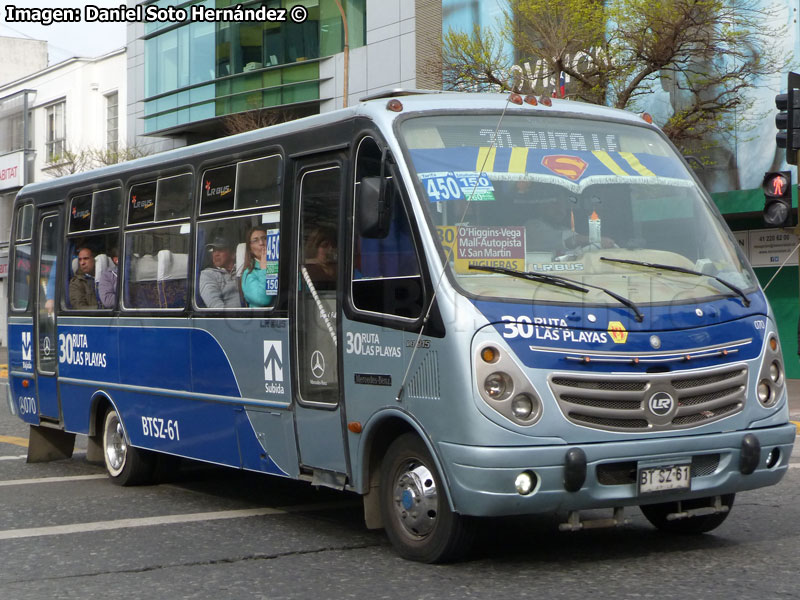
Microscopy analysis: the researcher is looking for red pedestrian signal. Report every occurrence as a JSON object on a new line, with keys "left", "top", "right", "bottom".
{"left": 762, "top": 171, "right": 794, "bottom": 227}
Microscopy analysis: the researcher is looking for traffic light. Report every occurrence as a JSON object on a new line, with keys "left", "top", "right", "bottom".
{"left": 775, "top": 72, "right": 800, "bottom": 165}
{"left": 762, "top": 171, "right": 794, "bottom": 228}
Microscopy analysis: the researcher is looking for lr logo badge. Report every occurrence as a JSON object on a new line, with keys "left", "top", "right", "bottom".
{"left": 264, "top": 341, "right": 283, "bottom": 382}
{"left": 21, "top": 331, "right": 32, "bottom": 362}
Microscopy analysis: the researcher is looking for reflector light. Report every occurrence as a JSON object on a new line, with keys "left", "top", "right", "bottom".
{"left": 539, "top": 96, "right": 552, "bottom": 107}
{"left": 509, "top": 93, "right": 523, "bottom": 105}
{"left": 386, "top": 99, "right": 403, "bottom": 112}
{"left": 640, "top": 112, "right": 654, "bottom": 124}
{"left": 524, "top": 95, "right": 538, "bottom": 106}
{"left": 347, "top": 421, "right": 363, "bottom": 434}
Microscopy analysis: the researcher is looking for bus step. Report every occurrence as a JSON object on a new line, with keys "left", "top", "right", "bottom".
{"left": 559, "top": 507, "right": 628, "bottom": 532}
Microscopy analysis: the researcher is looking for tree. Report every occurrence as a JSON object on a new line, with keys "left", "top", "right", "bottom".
{"left": 46, "top": 145, "right": 153, "bottom": 178}
{"left": 221, "top": 107, "right": 311, "bottom": 136}
{"left": 442, "top": 0, "right": 790, "bottom": 158}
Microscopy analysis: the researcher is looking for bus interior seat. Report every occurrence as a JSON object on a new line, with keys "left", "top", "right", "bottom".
{"left": 234, "top": 242, "right": 247, "bottom": 304}
{"left": 128, "top": 253, "right": 159, "bottom": 308}
{"left": 94, "top": 254, "right": 111, "bottom": 297}
{"left": 157, "top": 249, "right": 188, "bottom": 308}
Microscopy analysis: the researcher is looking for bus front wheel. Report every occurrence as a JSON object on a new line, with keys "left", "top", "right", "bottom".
{"left": 379, "top": 433, "right": 475, "bottom": 563}
{"left": 640, "top": 493, "right": 735, "bottom": 534}
{"left": 102, "top": 408, "right": 155, "bottom": 486}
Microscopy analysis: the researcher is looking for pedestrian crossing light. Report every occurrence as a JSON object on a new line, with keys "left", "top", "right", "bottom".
{"left": 762, "top": 171, "right": 794, "bottom": 228}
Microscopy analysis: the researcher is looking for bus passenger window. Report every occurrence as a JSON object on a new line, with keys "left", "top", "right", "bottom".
{"left": 91, "top": 188, "right": 122, "bottom": 230}
{"left": 128, "top": 182, "right": 157, "bottom": 224}
{"left": 235, "top": 155, "right": 282, "bottom": 210}
{"left": 200, "top": 165, "right": 236, "bottom": 214}
{"left": 195, "top": 212, "right": 280, "bottom": 310}
{"left": 64, "top": 233, "right": 119, "bottom": 311}
{"left": 124, "top": 226, "right": 189, "bottom": 309}
{"left": 155, "top": 173, "right": 192, "bottom": 221}
{"left": 11, "top": 203, "right": 33, "bottom": 311}
{"left": 352, "top": 137, "right": 423, "bottom": 320}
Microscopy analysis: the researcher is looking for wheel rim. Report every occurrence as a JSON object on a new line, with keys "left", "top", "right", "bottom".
{"left": 392, "top": 459, "right": 438, "bottom": 538}
{"left": 105, "top": 413, "right": 127, "bottom": 475}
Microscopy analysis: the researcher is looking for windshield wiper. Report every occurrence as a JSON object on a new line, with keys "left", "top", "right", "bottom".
{"left": 600, "top": 257, "right": 750, "bottom": 307}
{"left": 468, "top": 264, "right": 589, "bottom": 293}
{"left": 469, "top": 264, "right": 644, "bottom": 322}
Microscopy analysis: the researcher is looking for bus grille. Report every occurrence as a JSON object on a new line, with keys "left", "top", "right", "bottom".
{"left": 550, "top": 365, "right": 747, "bottom": 432}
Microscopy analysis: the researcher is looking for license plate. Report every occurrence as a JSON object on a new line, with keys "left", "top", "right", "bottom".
{"left": 638, "top": 464, "right": 691, "bottom": 495}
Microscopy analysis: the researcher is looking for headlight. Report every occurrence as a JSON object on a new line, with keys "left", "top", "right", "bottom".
{"left": 511, "top": 394, "right": 534, "bottom": 419}
{"left": 484, "top": 372, "right": 513, "bottom": 400}
{"left": 757, "top": 380, "right": 772, "bottom": 405}
{"left": 769, "top": 361, "right": 783, "bottom": 385}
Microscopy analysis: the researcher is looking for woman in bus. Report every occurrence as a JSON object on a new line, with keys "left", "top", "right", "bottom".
{"left": 241, "top": 225, "right": 275, "bottom": 307}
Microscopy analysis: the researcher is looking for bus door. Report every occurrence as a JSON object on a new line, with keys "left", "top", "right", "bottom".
{"left": 34, "top": 210, "right": 63, "bottom": 420}
{"left": 292, "top": 160, "right": 348, "bottom": 480}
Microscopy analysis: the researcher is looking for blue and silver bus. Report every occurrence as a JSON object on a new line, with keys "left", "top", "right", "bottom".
{"left": 6, "top": 91, "right": 795, "bottom": 562}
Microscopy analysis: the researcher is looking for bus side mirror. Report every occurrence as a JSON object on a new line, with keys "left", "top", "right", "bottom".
{"left": 357, "top": 176, "right": 393, "bottom": 238}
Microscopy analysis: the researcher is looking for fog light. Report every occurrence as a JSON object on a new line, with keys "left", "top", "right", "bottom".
{"left": 511, "top": 394, "right": 534, "bottom": 420}
{"left": 766, "top": 447, "right": 780, "bottom": 469}
{"left": 515, "top": 471, "right": 535, "bottom": 495}
{"left": 757, "top": 380, "right": 771, "bottom": 404}
{"left": 484, "top": 372, "right": 512, "bottom": 400}
{"left": 769, "top": 361, "right": 783, "bottom": 385}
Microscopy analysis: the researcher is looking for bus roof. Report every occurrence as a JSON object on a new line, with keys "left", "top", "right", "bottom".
{"left": 18, "top": 91, "right": 652, "bottom": 199}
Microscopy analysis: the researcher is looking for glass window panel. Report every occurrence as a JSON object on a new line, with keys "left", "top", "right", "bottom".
{"left": 201, "top": 165, "right": 236, "bottom": 214}
{"left": 236, "top": 155, "right": 282, "bottom": 210}
{"left": 124, "top": 225, "right": 190, "bottom": 309}
{"left": 92, "top": 188, "right": 122, "bottom": 230}
{"left": 129, "top": 181, "right": 157, "bottom": 224}
{"left": 11, "top": 242, "right": 31, "bottom": 311}
{"left": 69, "top": 194, "right": 92, "bottom": 233}
{"left": 15, "top": 203, "right": 33, "bottom": 241}
{"left": 156, "top": 173, "right": 193, "bottom": 221}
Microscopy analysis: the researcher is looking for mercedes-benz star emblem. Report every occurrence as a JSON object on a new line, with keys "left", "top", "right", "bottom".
{"left": 310, "top": 350, "right": 326, "bottom": 379}
{"left": 649, "top": 335, "right": 661, "bottom": 349}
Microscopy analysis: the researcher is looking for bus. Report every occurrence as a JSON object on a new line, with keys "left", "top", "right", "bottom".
{"left": 6, "top": 90, "right": 795, "bottom": 562}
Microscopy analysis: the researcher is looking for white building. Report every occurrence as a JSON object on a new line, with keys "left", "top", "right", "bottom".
{"left": 0, "top": 47, "right": 127, "bottom": 345}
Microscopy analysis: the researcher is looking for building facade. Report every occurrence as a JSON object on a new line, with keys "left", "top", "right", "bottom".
{"left": 127, "top": 0, "right": 442, "bottom": 151}
{"left": 0, "top": 48, "right": 127, "bottom": 345}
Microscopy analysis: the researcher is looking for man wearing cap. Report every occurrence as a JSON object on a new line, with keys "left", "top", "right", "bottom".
{"left": 199, "top": 236, "right": 242, "bottom": 308}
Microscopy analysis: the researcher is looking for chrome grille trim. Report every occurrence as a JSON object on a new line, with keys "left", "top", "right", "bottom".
{"left": 550, "top": 364, "right": 747, "bottom": 432}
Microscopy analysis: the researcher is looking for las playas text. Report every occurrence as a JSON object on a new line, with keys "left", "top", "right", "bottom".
{"left": 4, "top": 4, "right": 297, "bottom": 26}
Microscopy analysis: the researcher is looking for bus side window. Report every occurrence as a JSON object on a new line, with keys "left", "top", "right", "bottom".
{"left": 10, "top": 203, "right": 34, "bottom": 312}
{"left": 124, "top": 226, "right": 189, "bottom": 309}
{"left": 352, "top": 137, "right": 423, "bottom": 320}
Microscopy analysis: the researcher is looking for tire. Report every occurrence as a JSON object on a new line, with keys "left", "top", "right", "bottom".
{"left": 102, "top": 408, "right": 156, "bottom": 486}
{"left": 380, "top": 433, "right": 475, "bottom": 563}
{"left": 640, "top": 493, "right": 735, "bottom": 534}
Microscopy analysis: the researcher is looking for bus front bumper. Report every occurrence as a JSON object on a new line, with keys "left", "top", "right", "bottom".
{"left": 437, "top": 423, "right": 796, "bottom": 517}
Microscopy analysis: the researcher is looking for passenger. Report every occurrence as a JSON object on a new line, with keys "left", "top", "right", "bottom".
{"left": 98, "top": 247, "right": 119, "bottom": 308}
{"left": 241, "top": 226, "right": 275, "bottom": 308}
{"left": 303, "top": 225, "right": 337, "bottom": 283}
{"left": 69, "top": 246, "right": 98, "bottom": 309}
{"left": 199, "top": 236, "right": 242, "bottom": 308}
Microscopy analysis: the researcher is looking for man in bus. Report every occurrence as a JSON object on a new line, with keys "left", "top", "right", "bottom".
{"left": 69, "top": 246, "right": 98, "bottom": 309}
{"left": 199, "top": 236, "right": 241, "bottom": 308}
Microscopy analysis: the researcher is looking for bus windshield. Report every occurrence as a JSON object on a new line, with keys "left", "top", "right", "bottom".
{"left": 399, "top": 113, "right": 755, "bottom": 306}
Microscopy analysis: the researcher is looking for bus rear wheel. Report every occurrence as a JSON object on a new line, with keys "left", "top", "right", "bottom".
{"left": 102, "top": 408, "right": 155, "bottom": 486}
{"left": 640, "top": 493, "right": 735, "bottom": 534}
{"left": 379, "top": 433, "right": 475, "bottom": 563}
